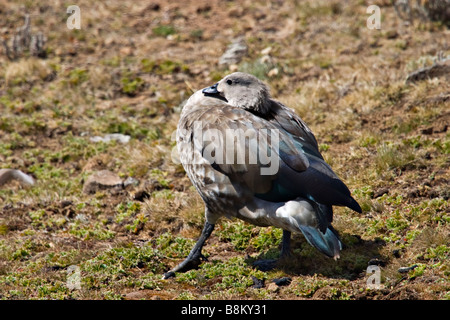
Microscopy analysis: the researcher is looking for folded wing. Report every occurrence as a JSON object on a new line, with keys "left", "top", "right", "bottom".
{"left": 180, "top": 97, "right": 361, "bottom": 213}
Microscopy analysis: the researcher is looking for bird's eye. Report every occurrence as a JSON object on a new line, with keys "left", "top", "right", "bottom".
{"left": 226, "top": 79, "right": 232, "bottom": 85}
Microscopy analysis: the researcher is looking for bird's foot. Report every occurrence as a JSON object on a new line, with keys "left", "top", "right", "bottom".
{"left": 163, "top": 222, "right": 215, "bottom": 279}
{"left": 252, "top": 259, "right": 279, "bottom": 272}
{"left": 163, "top": 252, "right": 208, "bottom": 279}
{"left": 252, "top": 244, "right": 291, "bottom": 272}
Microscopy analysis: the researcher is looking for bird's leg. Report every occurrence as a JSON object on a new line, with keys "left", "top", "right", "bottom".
{"left": 280, "top": 230, "right": 291, "bottom": 259}
{"left": 252, "top": 229, "right": 292, "bottom": 271}
{"left": 163, "top": 221, "right": 214, "bottom": 279}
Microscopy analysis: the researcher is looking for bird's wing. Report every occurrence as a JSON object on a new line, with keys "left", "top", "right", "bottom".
{"left": 179, "top": 97, "right": 361, "bottom": 213}
{"left": 257, "top": 101, "right": 361, "bottom": 212}
{"left": 255, "top": 101, "right": 362, "bottom": 212}
{"left": 180, "top": 103, "right": 309, "bottom": 195}
{"left": 268, "top": 100, "right": 324, "bottom": 160}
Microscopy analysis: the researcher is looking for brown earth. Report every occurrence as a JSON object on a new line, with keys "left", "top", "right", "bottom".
{"left": 0, "top": 0, "right": 448, "bottom": 300}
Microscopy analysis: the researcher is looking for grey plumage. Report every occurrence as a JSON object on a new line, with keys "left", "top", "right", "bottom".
{"left": 163, "top": 72, "right": 361, "bottom": 278}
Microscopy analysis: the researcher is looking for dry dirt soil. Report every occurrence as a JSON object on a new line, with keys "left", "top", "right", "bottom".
{"left": 0, "top": 0, "right": 449, "bottom": 300}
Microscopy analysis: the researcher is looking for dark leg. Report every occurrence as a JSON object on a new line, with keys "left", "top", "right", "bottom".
{"left": 280, "top": 230, "right": 291, "bottom": 259}
{"left": 163, "top": 222, "right": 214, "bottom": 279}
{"left": 252, "top": 229, "right": 292, "bottom": 271}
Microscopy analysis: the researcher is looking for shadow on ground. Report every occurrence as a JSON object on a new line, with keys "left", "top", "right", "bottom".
{"left": 248, "top": 232, "right": 387, "bottom": 281}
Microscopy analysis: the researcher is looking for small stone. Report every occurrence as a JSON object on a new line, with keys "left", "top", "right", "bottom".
{"left": 406, "top": 59, "right": 450, "bottom": 83}
{"left": 124, "top": 291, "right": 148, "bottom": 300}
{"left": 0, "top": 169, "right": 34, "bottom": 187}
{"left": 251, "top": 276, "right": 265, "bottom": 289}
{"left": 259, "top": 55, "right": 271, "bottom": 64}
{"left": 421, "top": 127, "right": 433, "bottom": 135}
{"left": 392, "top": 249, "right": 402, "bottom": 258}
{"left": 218, "top": 37, "right": 248, "bottom": 67}
{"left": 83, "top": 170, "right": 123, "bottom": 194}
{"left": 268, "top": 68, "right": 279, "bottom": 77}
{"left": 133, "top": 189, "right": 150, "bottom": 202}
{"left": 398, "top": 264, "right": 418, "bottom": 273}
{"left": 261, "top": 46, "right": 272, "bottom": 55}
{"left": 119, "top": 46, "right": 132, "bottom": 56}
{"left": 228, "top": 64, "right": 239, "bottom": 72}
{"left": 90, "top": 133, "right": 130, "bottom": 144}
{"left": 373, "top": 188, "right": 389, "bottom": 198}
{"left": 267, "top": 282, "right": 279, "bottom": 293}
{"left": 273, "top": 277, "right": 292, "bottom": 286}
{"left": 124, "top": 177, "right": 140, "bottom": 188}
{"left": 75, "top": 213, "right": 89, "bottom": 223}
{"left": 368, "top": 258, "right": 386, "bottom": 267}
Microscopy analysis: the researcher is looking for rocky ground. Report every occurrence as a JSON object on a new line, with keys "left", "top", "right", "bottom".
{"left": 0, "top": 0, "right": 448, "bottom": 300}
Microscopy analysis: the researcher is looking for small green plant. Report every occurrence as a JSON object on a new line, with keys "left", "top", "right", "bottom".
{"left": 395, "top": 40, "right": 408, "bottom": 50}
{"left": 115, "top": 201, "right": 141, "bottom": 223}
{"left": 190, "top": 29, "right": 204, "bottom": 40}
{"left": 217, "top": 221, "right": 253, "bottom": 251}
{"left": 359, "top": 134, "right": 378, "bottom": 147}
{"left": 250, "top": 227, "right": 282, "bottom": 252}
{"left": 292, "top": 277, "right": 330, "bottom": 297}
{"left": 67, "top": 68, "right": 88, "bottom": 86}
{"left": 425, "top": 245, "right": 449, "bottom": 262}
{"left": 121, "top": 76, "right": 144, "bottom": 96}
{"left": 140, "top": 58, "right": 155, "bottom": 72}
{"left": 319, "top": 143, "right": 330, "bottom": 152}
{"left": 409, "top": 264, "right": 426, "bottom": 279}
{"left": 318, "top": 59, "right": 332, "bottom": 69}
{"left": 152, "top": 25, "right": 177, "bottom": 37}
{"left": 69, "top": 222, "right": 116, "bottom": 240}
{"left": 156, "top": 233, "right": 195, "bottom": 259}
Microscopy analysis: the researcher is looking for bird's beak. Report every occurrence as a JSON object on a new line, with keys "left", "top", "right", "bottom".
{"left": 202, "top": 83, "right": 228, "bottom": 102}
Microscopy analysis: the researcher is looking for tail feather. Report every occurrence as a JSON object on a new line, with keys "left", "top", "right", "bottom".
{"left": 299, "top": 225, "right": 342, "bottom": 259}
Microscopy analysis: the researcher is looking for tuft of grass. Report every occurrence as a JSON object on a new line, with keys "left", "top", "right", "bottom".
{"left": 4, "top": 58, "right": 54, "bottom": 86}
{"left": 190, "top": 29, "right": 204, "bottom": 40}
{"left": 375, "top": 142, "right": 415, "bottom": 173}
{"left": 67, "top": 68, "right": 88, "bottom": 86}
{"left": 238, "top": 60, "right": 271, "bottom": 80}
{"left": 120, "top": 76, "right": 144, "bottom": 96}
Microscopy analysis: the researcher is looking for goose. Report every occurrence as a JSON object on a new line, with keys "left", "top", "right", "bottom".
{"left": 163, "top": 72, "right": 361, "bottom": 278}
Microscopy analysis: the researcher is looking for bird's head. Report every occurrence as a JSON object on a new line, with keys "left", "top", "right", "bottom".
{"left": 202, "top": 72, "right": 272, "bottom": 114}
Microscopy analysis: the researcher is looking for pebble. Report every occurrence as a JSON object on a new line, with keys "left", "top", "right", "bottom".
{"left": 406, "top": 58, "right": 450, "bottom": 83}
{"left": 261, "top": 46, "right": 272, "bottom": 55}
{"left": 251, "top": 276, "right": 265, "bottom": 289}
{"left": 75, "top": 213, "right": 89, "bottom": 223}
{"left": 368, "top": 258, "right": 386, "bottom": 267}
{"left": 133, "top": 189, "right": 150, "bottom": 202}
{"left": 123, "top": 177, "right": 140, "bottom": 188}
{"left": 398, "top": 264, "right": 418, "bottom": 273}
{"left": 90, "top": 133, "right": 130, "bottom": 144}
{"left": 0, "top": 169, "right": 34, "bottom": 187}
{"left": 83, "top": 170, "right": 123, "bottom": 194}
{"left": 267, "top": 68, "right": 279, "bottom": 77}
{"left": 267, "top": 282, "right": 279, "bottom": 293}
{"left": 218, "top": 37, "right": 248, "bottom": 66}
{"left": 273, "top": 277, "right": 292, "bottom": 286}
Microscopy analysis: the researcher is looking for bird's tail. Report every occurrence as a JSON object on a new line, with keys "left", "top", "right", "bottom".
{"left": 298, "top": 225, "right": 342, "bottom": 259}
